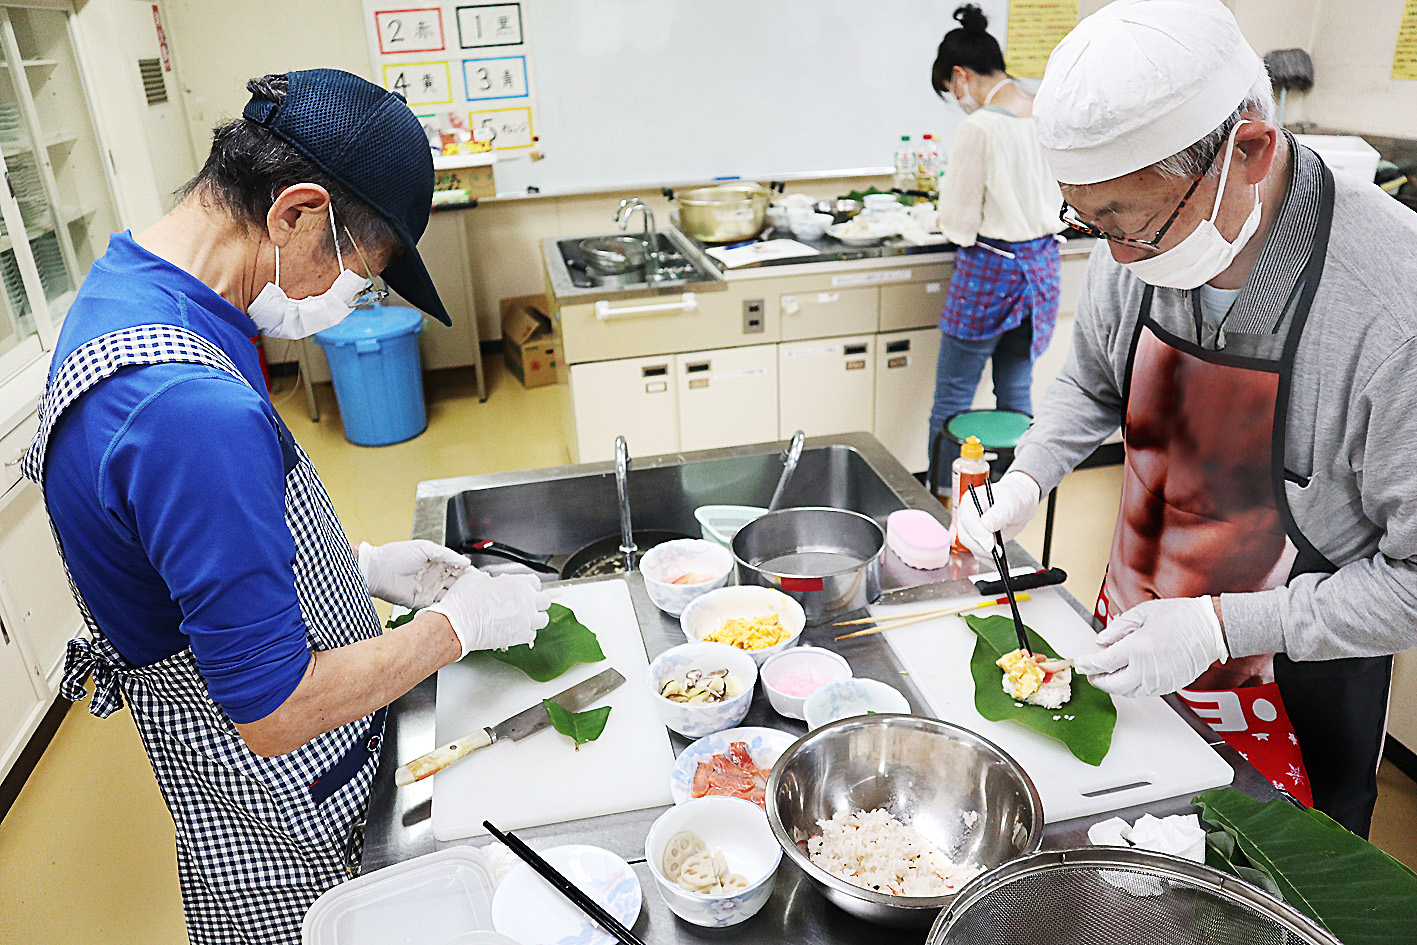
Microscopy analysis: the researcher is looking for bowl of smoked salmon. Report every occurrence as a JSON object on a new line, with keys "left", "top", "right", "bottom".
{"left": 647, "top": 642, "right": 758, "bottom": 738}
{"left": 639, "top": 539, "right": 735, "bottom": 616}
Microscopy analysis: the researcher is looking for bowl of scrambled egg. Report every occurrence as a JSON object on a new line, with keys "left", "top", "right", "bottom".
{"left": 679, "top": 586, "right": 807, "bottom": 666}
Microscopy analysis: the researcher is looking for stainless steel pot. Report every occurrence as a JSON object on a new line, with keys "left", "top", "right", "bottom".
{"left": 578, "top": 235, "right": 648, "bottom": 273}
{"left": 732, "top": 507, "right": 884, "bottom": 623}
{"left": 676, "top": 183, "right": 769, "bottom": 243}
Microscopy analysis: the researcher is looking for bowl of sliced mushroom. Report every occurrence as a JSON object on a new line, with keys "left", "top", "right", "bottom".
{"left": 646, "top": 642, "right": 759, "bottom": 738}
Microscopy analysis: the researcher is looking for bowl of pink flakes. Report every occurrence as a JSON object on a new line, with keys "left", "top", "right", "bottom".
{"left": 759, "top": 646, "right": 853, "bottom": 720}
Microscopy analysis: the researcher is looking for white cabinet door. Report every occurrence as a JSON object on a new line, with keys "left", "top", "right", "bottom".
{"left": 778, "top": 336, "right": 876, "bottom": 438}
{"left": 0, "top": 604, "right": 43, "bottom": 779}
{"left": 676, "top": 345, "right": 778, "bottom": 452}
{"left": 569, "top": 356, "right": 680, "bottom": 463}
{"left": 874, "top": 328, "right": 941, "bottom": 474}
{"left": 778, "top": 286, "right": 878, "bottom": 341}
{"left": 0, "top": 477, "right": 83, "bottom": 689}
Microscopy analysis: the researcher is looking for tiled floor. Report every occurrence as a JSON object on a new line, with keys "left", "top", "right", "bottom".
{"left": 1, "top": 359, "right": 1414, "bottom": 945}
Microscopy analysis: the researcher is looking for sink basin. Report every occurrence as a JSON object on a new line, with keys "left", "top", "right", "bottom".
{"left": 445, "top": 445, "right": 908, "bottom": 572}
{"left": 550, "top": 228, "right": 722, "bottom": 293}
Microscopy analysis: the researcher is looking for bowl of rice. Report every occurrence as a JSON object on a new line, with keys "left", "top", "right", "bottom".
{"left": 679, "top": 586, "right": 806, "bottom": 666}
{"left": 766, "top": 715, "right": 1043, "bottom": 927}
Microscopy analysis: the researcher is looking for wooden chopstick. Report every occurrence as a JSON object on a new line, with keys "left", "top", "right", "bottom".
{"left": 833, "top": 592, "right": 1031, "bottom": 640}
{"left": 484, "top": 820, "right": 647, "bottom": 945}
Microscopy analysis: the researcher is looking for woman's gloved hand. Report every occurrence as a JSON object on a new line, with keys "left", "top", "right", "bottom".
{"left": 955, "top": 470, "right": 1042, "bottom": 558}
{"left": 357, "top": 539, "right": 470, "bottom": 609}
{"left": 427, "top": 572, "right": 552, "bottom": 657}
{"left": 1073, "top": 597, "right": 1228, "bottom": 698}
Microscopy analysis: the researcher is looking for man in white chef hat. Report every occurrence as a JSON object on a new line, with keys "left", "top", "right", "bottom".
{"left": 958, "top": 0, "right": 1417, "bottom": 836}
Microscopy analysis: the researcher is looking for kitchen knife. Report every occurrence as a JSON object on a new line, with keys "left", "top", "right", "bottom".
{"left": 876, "top": 567, "right": 1066, "bottom": 607}
{"left": 394, "top": 668, "right": 626, "bottom": 787}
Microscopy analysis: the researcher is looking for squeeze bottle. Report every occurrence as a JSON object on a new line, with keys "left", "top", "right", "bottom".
{"left": 950, "top": 435, "right": 991, "bottom": 554}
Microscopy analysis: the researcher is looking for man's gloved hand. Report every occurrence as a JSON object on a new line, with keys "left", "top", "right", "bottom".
{"left": 358, "top": 539, "right": 471, "bottom": 609}
{"left": 955, "top": 470, "right": 1042, "bottom": 558}
{"left": 426, "top": 572, "right": 552, "bottom": 658}
{"left": 1073, "top": 597, "right": 1228, "bottom": 698}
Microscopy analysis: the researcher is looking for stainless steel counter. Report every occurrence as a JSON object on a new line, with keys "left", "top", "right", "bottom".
{"left": 365, "top": 434, "right": 1277, "bottom": 942}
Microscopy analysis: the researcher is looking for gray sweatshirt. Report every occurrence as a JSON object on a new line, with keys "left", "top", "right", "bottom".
{"left": 1013, "top": 145, "right": 1417, "bottom": 662}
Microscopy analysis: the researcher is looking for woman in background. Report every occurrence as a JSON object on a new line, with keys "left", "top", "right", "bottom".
{"left": 927, "top": 4, "right": 1063, "bottom": 468}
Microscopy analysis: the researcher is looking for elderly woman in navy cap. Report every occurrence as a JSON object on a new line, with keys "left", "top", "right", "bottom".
{"left": 24, "top": 70, "right": 549, "bottom": 943}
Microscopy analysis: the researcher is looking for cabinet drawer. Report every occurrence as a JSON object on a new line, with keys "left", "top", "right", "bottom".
{"left": 557, "top": 289, "right": 741, "bottom": 363}
{"left": 676, "top": 345, "right": 778, "bottom": 452}
{"left": 778, "top": 336, "right": 876, "bottom": 438}
{"left": 874, "top": 329, "right": 941, "bottom": 473}
{"left": 0, "top": 412, "right": 38, "bottom": 497}
{"left": 778, "top": 286, "right": 878, "bottom": 341}
{"left": 569, "top": 357, "right": 680, "bottom": 463}
{"left": 881, "top": 276, "right": 950, "bottom": 332}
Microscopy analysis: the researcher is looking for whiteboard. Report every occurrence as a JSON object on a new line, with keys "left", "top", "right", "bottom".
{"left": 494, "top": 0, "right": 1012, "bottom": 196}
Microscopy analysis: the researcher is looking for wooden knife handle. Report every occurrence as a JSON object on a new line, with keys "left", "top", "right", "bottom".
{"left": 394, "top": 727, "right": 493, "bottom": 786}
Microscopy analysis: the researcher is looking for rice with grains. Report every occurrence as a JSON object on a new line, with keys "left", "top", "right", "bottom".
{"left": 807, "top": 808, "right": 981, "bottom": 896}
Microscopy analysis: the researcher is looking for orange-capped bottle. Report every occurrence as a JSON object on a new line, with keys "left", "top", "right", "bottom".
{"left": 950, "top": 436, "right": 991, "bottom": 555}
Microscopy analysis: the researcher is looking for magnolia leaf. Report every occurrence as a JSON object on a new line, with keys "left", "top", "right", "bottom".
{"left": 476, "top": 603, "right": 606, "bottom": 682}
{"left": 543, "top": 700, "right": 611, "bottom": 750}
{"left": 964, "top": 614, "right": 1117, "bottom": 766}
{"left": 387, "top": 609, "right": 419, "bottom": 630}
{"left": 1195, "top": 787, "right": 1417, "bottom": 945}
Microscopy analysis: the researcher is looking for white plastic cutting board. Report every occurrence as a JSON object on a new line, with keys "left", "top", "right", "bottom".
{"left": 432, "top": 578, "right": 675, "bottom": 841}
{"left": 880, "top": 587, "right": 1233, "bottom": 822}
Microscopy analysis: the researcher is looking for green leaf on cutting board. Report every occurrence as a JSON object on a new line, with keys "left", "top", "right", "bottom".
{"left": 543, "top": 700, "right": 612, "bottom": 750}
{"left": 473, "top": 603, "right": 606, "bottom": 682}
{"left": 1194, "top": 787, "right": 1417, "bottom": 945}
{"left": 963, "top": 614, "right": 1116, "bottom": 766}
{"left": 386, "top": 609, "right": 419, "bottom": 630}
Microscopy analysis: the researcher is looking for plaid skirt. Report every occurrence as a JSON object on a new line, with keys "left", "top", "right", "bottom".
{"left": 941, "top": 235, "right": 1061, "bottom": 359}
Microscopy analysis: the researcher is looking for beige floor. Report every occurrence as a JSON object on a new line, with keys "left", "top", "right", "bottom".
{"left": 1, "top": 359, "right": 1415, "bottom": 945}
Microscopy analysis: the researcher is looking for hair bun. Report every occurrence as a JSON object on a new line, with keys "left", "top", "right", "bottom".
{"left": 953, "top": 3, "right": 988, "bottom": 33}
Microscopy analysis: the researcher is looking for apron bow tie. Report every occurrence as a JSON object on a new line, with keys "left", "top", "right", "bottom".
{"left": 61, "top": 636, "right": 125, "bottom": 718}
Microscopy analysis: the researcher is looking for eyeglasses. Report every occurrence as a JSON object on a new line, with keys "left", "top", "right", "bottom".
{"left": 342, "top": 222, "right": 389, "bottom": 307}
{"left": 1058, "top": 145, "right": 1221, "bottom": 249}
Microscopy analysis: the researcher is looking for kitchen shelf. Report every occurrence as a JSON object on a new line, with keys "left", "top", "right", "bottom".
{"left": 1, "top": 132, "right": 77, "bottom": 158}
{"left": 20, "top": 59, "right": 56, "bottom": 69}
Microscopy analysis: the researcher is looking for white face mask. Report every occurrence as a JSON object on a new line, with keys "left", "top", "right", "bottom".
{"left": 953, "top": 81, "right": 980, "bottom": 115}
{"left": 1122, "top": 121, "right": 1263, "bottom": 290}
{"left": 247, "top": 205, "right": 373, "bottom": 339}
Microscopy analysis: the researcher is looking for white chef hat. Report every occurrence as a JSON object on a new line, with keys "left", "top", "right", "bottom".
{"left": 1034, "top": 0, "right": 1267, "bottom": 185}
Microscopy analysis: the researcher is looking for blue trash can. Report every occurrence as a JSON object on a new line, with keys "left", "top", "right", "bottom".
{"left": 314, "top": 305, "right": 427, "bottom": 446}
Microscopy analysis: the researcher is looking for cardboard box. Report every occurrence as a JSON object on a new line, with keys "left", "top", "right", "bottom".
{"left": 432, "top": 153, "right": 496, "bottom": 205}
{"left": 501, "top": 294, "right": 558, "bottom": 388}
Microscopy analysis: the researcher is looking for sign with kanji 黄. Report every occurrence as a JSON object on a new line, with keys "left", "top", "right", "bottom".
{"left": 382, "top": 61, "right": 454, "bottom": 105}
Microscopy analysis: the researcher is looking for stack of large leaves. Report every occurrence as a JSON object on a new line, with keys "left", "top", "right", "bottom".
{"left": 1196, "top": 788, "right": 1417, "bottom": 945}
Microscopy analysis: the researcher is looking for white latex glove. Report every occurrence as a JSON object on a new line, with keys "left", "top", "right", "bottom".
{"left": 1073, "top": 597, "right": 1228, "bottom": 698}
{"left": 426, "top": 572, "right": 552, "bottom": 658}
{"left": 358, "top": 539, "right": 471, "bottom": 609}
{"left": 955, "top": 470, "right": 1042, "bottom": 559}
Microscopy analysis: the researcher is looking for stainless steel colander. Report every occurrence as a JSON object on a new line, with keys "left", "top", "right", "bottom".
{"left": 925, "top": 848, "right": 1341, "bottom": 945}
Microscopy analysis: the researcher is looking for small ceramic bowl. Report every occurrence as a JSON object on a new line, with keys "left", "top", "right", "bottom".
{"left": 803, "top": 677, "right": 911, "bottom": 730}
{"left": 639, "top": 539, "right": 734, "bottom": 617}
{"left": 759, "top": 647, "right": 853, "bottom": 720}
{"left": 491, "top": 844, "right": 642, "bottom": 945}
{"left": 679, "top": 586, "right": 806, "bottom": 666}
{"left": 644, "top": 796, "right": 782, "bottom": 927}
{"left": 790, "top": 212, "right": 833, "bottom": 241}
{"left": 646, "top": 642, "right": 758, "bottom": 738}
{"left": 667, "top": 726, "right": 799, "bottom": 805}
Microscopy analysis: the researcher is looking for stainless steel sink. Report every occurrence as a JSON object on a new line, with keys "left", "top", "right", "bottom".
{"left": 542, "top": 226, "right": 726, "bottom": 302}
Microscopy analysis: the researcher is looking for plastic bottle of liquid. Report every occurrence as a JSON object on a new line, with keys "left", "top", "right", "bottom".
{"left": 950, "top": 435, "right": 991, "bottom": 555}
{"left": 915, "top": 134, "right": 941, "bottom": 193}
{"left": 893, "top": 135, "right": 915, "bottom": 191}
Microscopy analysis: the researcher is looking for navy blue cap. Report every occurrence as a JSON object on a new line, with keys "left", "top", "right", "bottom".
{"left": 242, "top": 68, "right": 451, "bottom": 326}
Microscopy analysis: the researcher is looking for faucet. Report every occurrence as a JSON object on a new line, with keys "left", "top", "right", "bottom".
{"left": 615, "top": 197, "right": 662, "bottom": 282}
{"left": 614, "top": 435, "right": 638, "bottom": 572}
{"left": 768, "top": 430, "right": 806, "bottom": 512}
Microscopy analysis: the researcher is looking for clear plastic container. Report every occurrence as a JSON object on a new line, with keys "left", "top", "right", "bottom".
{"left": 694, "top": 504, "right": 768, "bottom": 548}
{"left": 915, "top": 134, "right": 940, "bottom": 193}
{"left": 892, "top": 135, "right": 915, "bottom": 191}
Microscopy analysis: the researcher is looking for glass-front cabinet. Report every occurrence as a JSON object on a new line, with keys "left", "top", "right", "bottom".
{"left": 0, "top": 0, "right": 117, "bottom": 385}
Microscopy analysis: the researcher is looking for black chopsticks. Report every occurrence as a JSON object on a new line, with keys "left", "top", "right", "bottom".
{"left": 968, "top": 482, "right": 1032, "bottom": 654}
{"left": 484, "top": 820, "right": 647, "bottom": 945}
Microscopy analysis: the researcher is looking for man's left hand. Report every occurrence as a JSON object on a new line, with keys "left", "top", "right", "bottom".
{"left": 1072, "top": 597, "right": 1228, "bottom": 698}
{"left": 358, "top": 539, "right": 471, "bottom": 609}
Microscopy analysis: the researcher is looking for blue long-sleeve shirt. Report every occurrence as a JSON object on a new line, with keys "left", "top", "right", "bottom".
{"left": 42, "top": 232, "right": 313, "bottom": 724}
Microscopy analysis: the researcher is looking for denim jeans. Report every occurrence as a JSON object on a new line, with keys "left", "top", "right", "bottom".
{"left": 928, "top": 319, "right": 1034, "bottom": 453}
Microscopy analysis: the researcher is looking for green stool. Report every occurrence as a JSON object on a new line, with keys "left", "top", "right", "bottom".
{"left": 928, "top": 408, "right": 1059, "bottom": 568}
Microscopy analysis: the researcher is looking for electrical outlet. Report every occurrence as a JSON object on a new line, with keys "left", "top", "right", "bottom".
{"left": 742, "top": 297, "right": 765, "bottom": 334}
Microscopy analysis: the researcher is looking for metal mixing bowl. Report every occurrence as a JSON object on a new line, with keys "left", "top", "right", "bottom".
{"left": 766, "top": 715, "right": 1044, "bottom": 928}
{"left": 579, "top": 234, "right": 648, "bottom": 273}
{"left": 732, "top": 507, "right": 884, "bottom": 624}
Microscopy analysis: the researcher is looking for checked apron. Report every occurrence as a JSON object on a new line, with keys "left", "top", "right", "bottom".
{"left": 21, "top": 324, "right": 387, "bottom": 943}
{"left": 1094, "top": 161, "right": 1393, "bottom": 834}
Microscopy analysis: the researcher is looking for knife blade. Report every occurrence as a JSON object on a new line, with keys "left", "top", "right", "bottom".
{"left": 394, "top": 668, "right": 625, "bottom": 786}
{"left": 876, "top": 567, "right": 1067, "bottom": 607}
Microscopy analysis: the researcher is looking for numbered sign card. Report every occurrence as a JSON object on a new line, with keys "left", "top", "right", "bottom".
{"left": 364, "top": 2, "right": 537, "bottom": 156}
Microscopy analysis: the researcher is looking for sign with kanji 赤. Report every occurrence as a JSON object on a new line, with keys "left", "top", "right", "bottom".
{"left": 376, "top": 8, "right": 446, "bottom": 55}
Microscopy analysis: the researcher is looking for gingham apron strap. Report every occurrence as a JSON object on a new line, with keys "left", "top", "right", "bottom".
{"left": 21, "top": 325, "right": 245, "bottom": 483}
{"left": 60, "top": 636, "right": 126, "bottom": 718}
